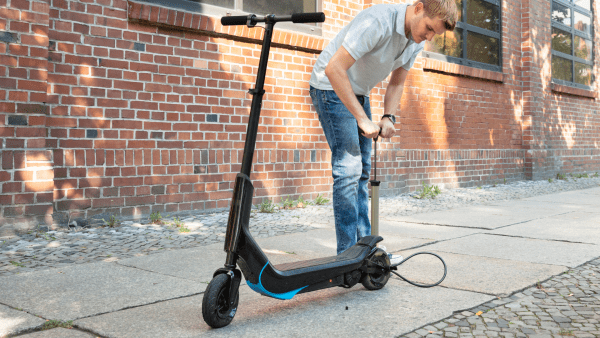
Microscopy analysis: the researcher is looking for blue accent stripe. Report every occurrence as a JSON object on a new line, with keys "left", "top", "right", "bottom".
{"left": 246, "top": 262, "right": 308, "bottom": 300}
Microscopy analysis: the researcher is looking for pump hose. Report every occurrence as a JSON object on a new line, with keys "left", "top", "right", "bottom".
{"left": 380, "top": 252, "right": 447, "bottom": 288}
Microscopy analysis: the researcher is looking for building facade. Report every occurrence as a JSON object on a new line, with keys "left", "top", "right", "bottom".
{"left": 0, "top": 0, "right": 599, "bottom": 231}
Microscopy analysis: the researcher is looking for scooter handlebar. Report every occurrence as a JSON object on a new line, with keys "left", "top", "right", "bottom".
{"left": 221, "top": 12, "right": 325, "bottom": 26}
{"left": 291, "top": 12, "right": 326, "bottom": 23}
{"left": 221, "top": 16, "right": 249, "bottom": 26}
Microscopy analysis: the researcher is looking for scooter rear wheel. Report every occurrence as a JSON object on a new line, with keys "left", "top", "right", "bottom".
{"left": 361, "top": 249, "right": 390, "bottom": 290}
{"left": 202, "top": 274, "right": 239, "bottom": 328}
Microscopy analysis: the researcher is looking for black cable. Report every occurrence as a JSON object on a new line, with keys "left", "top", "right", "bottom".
{"left": 387, "top": 252, "right": 447, "bottom": 288}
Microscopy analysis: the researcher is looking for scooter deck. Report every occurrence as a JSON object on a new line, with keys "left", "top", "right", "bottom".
{"left": 273, "top": 237, "right": 378, "bottom": 273}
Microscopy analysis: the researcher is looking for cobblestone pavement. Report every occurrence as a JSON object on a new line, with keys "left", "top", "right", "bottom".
{"left": 401, "top": 258, "right": 600, "bottom": 338}
{"left": 1, "top": 176, "right": 599, "bottom": 277}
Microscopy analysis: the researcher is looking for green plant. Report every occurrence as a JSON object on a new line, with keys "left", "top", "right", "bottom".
{"left": 150, "top": 211, "right": 163, "bottom": 224}
{"left": 10, "top": 261, "right": 25, "bottom": 268}
{"left": 583, "top": 173, "right": 589, "bottom": 178}
{"left": 178, "top": 226, "right": 190, "bottom": 233}
{"left": 314, "top": 194, "right": 330, "bottom": 205}
{"left": 559, "top": 330, "right": 574, "bottom": 336}
{"left": 504, "top": 178, "right": 507, "bottom": 184}
{"left": 42, "top": 320, "right": 73, "bottom": 330}
{"left": 476, "top": 186, "right": 482, "bottom": 189}
{"left": 295, "top": 195, "right": 311, "bottom": 208}
{"left": 102, "top": 215, "right": 120, "bottom": 227}
{"left": 257, "top": 199, "right": 276, "bottom": 213}
{"left": 557, "top": 173, "right": 567, "bottom": 180}
{"left": 281, "top": 195, "right": 295, "bottom": 210}
{"left": 593, "top": 172, "right": 599, "bottom": 178}
{"left": 548, "top": 178, "right": 553, "bottom": 183}
{"left": 172, "top": 217, "right": 184, "bottom": 228}
{"left": 414, "top": 182, "right": 441, "bottom": 199}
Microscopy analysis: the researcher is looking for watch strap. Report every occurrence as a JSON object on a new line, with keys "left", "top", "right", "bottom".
{"left": 382, "top": 114, "right": 396, "bottom": 125}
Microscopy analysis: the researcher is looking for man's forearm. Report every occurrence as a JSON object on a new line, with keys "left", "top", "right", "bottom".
{"left": 383, "top": 82, "right": 404, "bottom": 118}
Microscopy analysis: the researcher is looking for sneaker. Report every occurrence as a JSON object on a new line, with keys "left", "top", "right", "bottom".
{"left": 388, "top": 253, "right": 404, "bottom": 266}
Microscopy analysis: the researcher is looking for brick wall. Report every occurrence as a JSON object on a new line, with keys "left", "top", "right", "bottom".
{"left": 0, "top": 0, "right": 53, "bottom": 232}
{"left": 1, "top": 0, "right": 599, "bottom": 232}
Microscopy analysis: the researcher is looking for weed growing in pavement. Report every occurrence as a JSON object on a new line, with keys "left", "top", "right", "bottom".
{"left": 504, "top": 178, "right": 507, "bottom": 184}
{"left": 414, "top": 182, "right": 441, "bottom": 199}
{"left": 42, "top": 320, "right": 73, "bottom": 330}
{"left": 314, "top": 194, "right": 330, "bottom": 205}
{"left": 102, "top": 215, "right": 120, "bottom": 227}
{"left": 548, "top": 178, "right": 553, "bottom": 183}
{"left": 178, "top": 225, "right": 190, "bottom": 233}
{"left": 172, "top": 217, "right": 184, "bottom": 228}
{"left": 295, "top": 195, "right": 311, "bottom": 208}
{"left": 281, "top": 195, "right": 295, "bottom": 210}
{"left": 150, "top": 211, "right": 164, "bottom": 225}
{"left": 559, "top": 330, "right": 574, "bottom": 336}
{"left": 557, "top": 173, "right": 568, "bottom": 181}
{"left": 594, "top": 172, "right": 599, "bottom": 178}
{"left": 10, "top": 261, "right": 25, "bottom": 268}
{"left": 257, "top": 199, "right": 276, "bottom": 213}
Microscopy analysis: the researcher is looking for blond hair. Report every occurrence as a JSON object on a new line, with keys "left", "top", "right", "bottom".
{"left": 416, "top": 0, "right": 459, "bottom": 31}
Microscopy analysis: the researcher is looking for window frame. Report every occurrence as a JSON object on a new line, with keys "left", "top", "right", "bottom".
{"left": 422, "top": 0, "right": 503, "bottom": 73}
{"left": 136, "top": 0, "right": 323, "bottom": 36}
{"left": 551, "top": 0, "right": 595, "bottom": 90}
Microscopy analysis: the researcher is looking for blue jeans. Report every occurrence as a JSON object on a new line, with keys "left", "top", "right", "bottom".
{"left": 309, "top": 86, "right": 372, "bottom": 254}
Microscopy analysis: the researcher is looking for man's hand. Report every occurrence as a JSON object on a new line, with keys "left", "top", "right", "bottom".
{"left": 378, "top": 118, "right": 396, "bottom": 139}
{"left": 357, "top": 118, "right": 381, "bottom": 139}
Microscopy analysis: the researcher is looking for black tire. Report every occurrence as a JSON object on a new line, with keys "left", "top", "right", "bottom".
{"left": 202, "top": 274, "right": 239, "bottom": 328}
{"left": 361, "top": 250, "right": 391, "bottom": 290}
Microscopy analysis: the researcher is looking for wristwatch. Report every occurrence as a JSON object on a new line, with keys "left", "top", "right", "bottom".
{"left": 382, "top": 114, "right": 396, "bottom": 125}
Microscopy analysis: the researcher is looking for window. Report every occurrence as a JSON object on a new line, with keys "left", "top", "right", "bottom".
{"left": 139, "top": 0, "right": 321, "bottom": 35}
{"left": 551, "top": 0, "right": 594, "bottom": 89}
{"left": 423, "top": 0, "right": 502, "bottom": 72}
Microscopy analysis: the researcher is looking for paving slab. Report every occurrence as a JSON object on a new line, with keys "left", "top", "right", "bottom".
{"left": 377, "top": 220, "right": 483, "bottom": 242}
{"left": 391, "top": 249, "right": 567, "bottom": 296}
{"left": 418, "top": 233, "right": 599, "bottom": 267}
{"left": 384, "top": 202, "right": 573, "bottom": 230}
{"left": 523, "top": 188, "right": 600, "bottom": 207}
{"left": 18, "top": 328, "right": 94, "bottom": 338}
{"left": 492, "top": 211, "right": 600, "bottom": 244}
{"left": 0, "top": 262, "right": 205, "bottom": 321}
{"left": 0, "top": 303, "right": 46, "bottom": 337}
{"left": 117, "top": 229, "right": 431, "bottom": 283}
{"left": 75, "top": 279, "right": 493, "bottom": 338}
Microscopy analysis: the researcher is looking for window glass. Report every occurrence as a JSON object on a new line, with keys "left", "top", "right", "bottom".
{"left": 552, "top": 56, "right": 573, "bottom": 82}
{"left": 552, "top": 2, "right": 571, "bottom": 26}
{"left": 574, "top": 62, "right": 592, "bottom": 85}
{"left": 466, "top": 0, "right": 500, "bottom": 32}
{"left": 552, "top": 27, "right": 572, "bottom": 54}
{"left": 574, "top": 36, "right": 593, "bottom": 60}
{"left": 573, "top": 0, "right": 591, "bottom": 11}
{"left": 192, "top": 0, "right": 234, "bottom": 8}
{"left": 427, "top": 28, "right": 463, "bottom": 58}
{"left": 244, "top": 0, "right": 316, "bottom": 15}
{"left": 454, "top": 0, "right": 463, "bottom": 22}
{"left": 467, "top": 31, "right": 499, "bottom": 65}
{"left": 573, "top": 11, "right": 591, "bottom": 34}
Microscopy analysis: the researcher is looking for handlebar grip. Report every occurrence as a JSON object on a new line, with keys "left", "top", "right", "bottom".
{"left": 291, "top": 12, "right": 325, "bottom": 23}
{"left": 221, "top": 16, "right": 249, "bottom": 26}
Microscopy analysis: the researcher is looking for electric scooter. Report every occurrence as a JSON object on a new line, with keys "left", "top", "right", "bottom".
{"left": 202, "top": 12, "right": 392, "bottom": 329}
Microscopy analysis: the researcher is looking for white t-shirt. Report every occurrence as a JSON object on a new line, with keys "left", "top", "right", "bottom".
{"left": 309, "top": 4, "right": 425, "bottom": 96}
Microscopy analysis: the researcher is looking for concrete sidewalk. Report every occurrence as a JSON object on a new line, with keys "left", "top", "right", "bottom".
{"left": 1, "top": 187, "right": 600, "bottom": 337}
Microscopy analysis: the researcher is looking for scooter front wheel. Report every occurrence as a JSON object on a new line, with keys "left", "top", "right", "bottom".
{"left": 361, "top": 249, "right": 390, "bottom": 290}
{"left": 202, "top": 274, "right": 239, "bottom": 328}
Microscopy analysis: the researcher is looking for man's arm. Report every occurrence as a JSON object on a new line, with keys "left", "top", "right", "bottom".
{"left": 325, "top": 46, "right": 380, "bottom": 139}
{"left": 379, "top": 67, "right": 409, "bottom": 138}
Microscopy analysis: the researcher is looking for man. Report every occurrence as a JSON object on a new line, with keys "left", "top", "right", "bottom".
{"left": 309, "top": 0, "right": 458, "bottom": 258}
